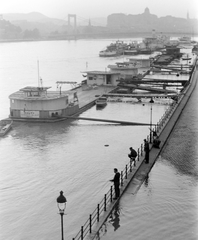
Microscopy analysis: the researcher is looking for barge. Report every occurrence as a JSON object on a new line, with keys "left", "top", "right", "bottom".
{"left": 9, "top": 86, "right": 79, "bottom": 122}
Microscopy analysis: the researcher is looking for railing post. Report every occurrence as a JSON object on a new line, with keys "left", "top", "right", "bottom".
{"left": 130, "top": 159, "right": 132, "bottom": 172}
{"left": 121, "top": 171, "right": 123, "bottom": 186}
{"left": 104, "top": 194, "right": 107, "bottom": 212}
{"left": 141, "top": 144, "right": 143, "bottom": 156}
{"left": 89, "top": 214, "right": 92, "bottom": 234}
{"left": 110, "top": 186, "right": 113, "bottom": 202}
{"left": 97, "top": 204, "right": 100, "bottom": 222}
{"left": 81, "top": 226, "right": 83, "bottom": 240}
{"left": 125, "top": 165, "right": 127, "bottom": 179}
{"left": 137, "top": 148, "right": 140, "bottom": 161}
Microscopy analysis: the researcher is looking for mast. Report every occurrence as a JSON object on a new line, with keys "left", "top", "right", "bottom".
{"left": 37, "top": 60, "right": 40, "bottom": 87}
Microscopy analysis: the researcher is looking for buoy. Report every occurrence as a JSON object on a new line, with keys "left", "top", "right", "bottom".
{"left": 104, "top": 144, "right": 109, "bottom": 147}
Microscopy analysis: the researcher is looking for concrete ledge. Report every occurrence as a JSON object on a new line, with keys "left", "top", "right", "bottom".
{"left": 86, "top": 63, "right": 198, "bottom": 240}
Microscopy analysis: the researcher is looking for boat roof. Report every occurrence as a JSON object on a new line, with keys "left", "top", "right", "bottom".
{"left": 144, "top": 74, "right": 189, "bottom": 81}
{"left": 83, "top": 71, "right": 120, "bottom": 75}
{"left": 9, "top": 87, "right": 77, "bottom": 100}
{"left": 20, "top": 86, "right": 51, "bottom": 92}
{"left": 128, "top": 55, "right": 151, "bottom": 60}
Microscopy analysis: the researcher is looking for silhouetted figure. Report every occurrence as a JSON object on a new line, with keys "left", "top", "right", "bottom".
{"left": 149, "top": 128, "right": 157, "bottom": 141}
{"left": 144, "top": 139, "right": 150, "bottom": 164}
{"left": 128, "top": 147, "right": 137, "bottom": 166}
{"left": 109, "top": 203, "right": 120, "bottom": 231}
{"left": 153, "top": 136, "right": 161, "bottom": 148}
{"left": 110, "top": 168, "right": 120, "bottom": 200}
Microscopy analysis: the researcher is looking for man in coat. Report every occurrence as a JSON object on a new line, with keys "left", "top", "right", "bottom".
{"left": 110, "top": 168, "right": 120, "bottom": 200}
{"left": 128, "top": 147, "right": 137, "bottom": 166}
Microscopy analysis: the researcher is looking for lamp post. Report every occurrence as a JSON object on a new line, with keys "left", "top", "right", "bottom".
{"left": 57, "top": 191, "right": 67, "bottom": 240}
{"left": 149, "top": 98, "right": 154, "bottom": 143}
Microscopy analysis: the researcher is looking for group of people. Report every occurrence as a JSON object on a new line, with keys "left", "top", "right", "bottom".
{"left": 110, "top": 147, "right": 138, "bottom": 200}
{"left": 110, "top": 130, "right": 161, "bottom": 200}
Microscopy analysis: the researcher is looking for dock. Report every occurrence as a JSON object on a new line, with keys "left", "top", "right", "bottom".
{"left": 72, "top": 60, "right": 198, "bottom": 240}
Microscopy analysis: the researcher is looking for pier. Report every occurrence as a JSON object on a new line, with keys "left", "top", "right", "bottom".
{"left": 72, "top": 60, "right": 197, "bottom": 240}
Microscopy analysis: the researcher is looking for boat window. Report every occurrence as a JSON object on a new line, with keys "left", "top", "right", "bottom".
{"left": 89, "top": 77, "right": 93, "bottom": 80}
{"left": 12, "top": 100, "right": 14, "bottom": 103}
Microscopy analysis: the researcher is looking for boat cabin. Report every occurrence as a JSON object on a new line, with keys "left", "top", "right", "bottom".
{"left": 9, "top": 86, "right": 79, "bottom": 121}
{"left": 128, "top": 56, "right": 151, "bottom": 68}
{"left": 84, "top": 71, "right": 120, "bottom": 86}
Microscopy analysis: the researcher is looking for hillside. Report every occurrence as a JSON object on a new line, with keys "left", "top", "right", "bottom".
{"left": 3, "top": 12, "right": 67, "bottom": 25}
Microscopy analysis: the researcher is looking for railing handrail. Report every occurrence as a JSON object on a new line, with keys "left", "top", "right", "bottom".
{"left": 72, "top": 97, "right": 181, "bottom": 240}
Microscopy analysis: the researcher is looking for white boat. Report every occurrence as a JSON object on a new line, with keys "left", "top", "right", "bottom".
{"left": 95, "top": 96, "right": 107, "bottom": 107}
{"left": 0, "top": 119, "right": 13, "bottom": 137}
{"left": 99, "top": 40, "right": 127, "bottom": 57}
{"left": 99, "top": 50, "right": 118, "bottom": 57}
{"left": 9, "top": 86, "right": 79, "bottom": 122}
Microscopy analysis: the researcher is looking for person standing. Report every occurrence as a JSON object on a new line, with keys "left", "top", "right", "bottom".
{"left": 144, "top": 139, "right": 150, "bottom": 164}
{"left": 110, "top": 168, "right": 120, "bottom": 200}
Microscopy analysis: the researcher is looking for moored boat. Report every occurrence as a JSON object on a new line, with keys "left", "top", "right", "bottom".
{"left": 9, "top": 86, "right": 79, "bottom": 122}
{"left": 0, "top": 119, "right": 13, "bottom": 137}
{"left": 95, "top": 96, "right": 107, "bottom": 107}
{"left": 99, "top": 40, "right": 128, "bottom": 57}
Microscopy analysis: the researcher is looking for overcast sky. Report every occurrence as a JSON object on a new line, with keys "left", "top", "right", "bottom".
{"left": 1, "top": 0, "right": 198, "bottom": 20}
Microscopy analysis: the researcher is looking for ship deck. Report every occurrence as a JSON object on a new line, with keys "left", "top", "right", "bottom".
{"left": 68, "top": 85, "right": 116, "bottom": 108}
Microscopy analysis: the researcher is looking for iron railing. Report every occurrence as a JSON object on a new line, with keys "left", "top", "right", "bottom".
{"left": 72, "top": 96, "right": 182, "bottom": 240}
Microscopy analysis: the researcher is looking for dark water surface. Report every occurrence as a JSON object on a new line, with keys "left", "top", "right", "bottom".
{"left": 0, "top": 39, "right": 197, "bottom": 240}
{"left": 98, "top": 79, "right": 198, "bottom": 240}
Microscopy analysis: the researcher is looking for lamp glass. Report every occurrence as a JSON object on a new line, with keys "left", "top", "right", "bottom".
{"left": 58, "top": 202, "right": 66, "bottom": 212}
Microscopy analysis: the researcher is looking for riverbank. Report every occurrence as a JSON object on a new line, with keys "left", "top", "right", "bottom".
{"left": 83, "top": 61, "right": 198, "bottom": 240}
{"left": 1, "top": 32, "right": 197, "bottom": 43}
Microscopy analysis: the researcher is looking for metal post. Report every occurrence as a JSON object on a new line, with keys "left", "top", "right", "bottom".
{"left": 81, "top": 226, "right": 83, "bottom": 240}
{"left": 60, "top": 213, "right": 64, "bottom": 240}
{"left": 130, "top": 159, "right": 132, "bottom": 172}
{"left": 104, "top": 194, "right": 107, "bottom": 211}
{"left": 138, "top": 148, "right": 140, "bottom": 161}
{"left": 110, "top": 186, "right": 113, "bottom": 202}
{"left": 89, "top": 214, "right": 92, "bottom": 233}
{"left": 97, "top": 204, "right": 100, "bottom": 222}
{"left": 150, "top": 103, "right": 152, "bottom": 143}
{"left": 121, "top": 171, "right": 123, "bottom": 186}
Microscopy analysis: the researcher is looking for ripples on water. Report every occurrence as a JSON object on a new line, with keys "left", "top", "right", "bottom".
{"left": 0, "top": 39, "right": 197, "bottom": 240}
{"left": 99, "top": 82, "right": 198, "bottom": 240}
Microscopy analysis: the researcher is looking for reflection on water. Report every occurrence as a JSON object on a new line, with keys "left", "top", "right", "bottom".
{"left": 97, "top": 72, "right": 198, "bottom": 240}
{"left": 1, "top": 39, "right": 197, "bottom": 240}
{"left": 108, "top": 203, "right": 121, "bottom": 231}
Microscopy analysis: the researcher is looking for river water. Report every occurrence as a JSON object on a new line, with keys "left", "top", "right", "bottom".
{"left": 0, "top": 38, "right": 197, "bottom": 240}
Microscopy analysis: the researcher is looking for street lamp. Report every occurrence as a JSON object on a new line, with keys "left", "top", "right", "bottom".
{"left": 149, "top": 98, "right": 154, "bottom": 143}
{"left": 57, "top": 191, "right": 67, "bottom": 240}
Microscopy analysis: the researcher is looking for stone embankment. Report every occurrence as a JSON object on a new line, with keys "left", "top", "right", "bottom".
{"left": 71, "top": 62, "right": 198, "bottom": 240}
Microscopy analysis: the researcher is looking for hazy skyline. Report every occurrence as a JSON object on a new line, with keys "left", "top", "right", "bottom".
{"left": 1, "top": 0, "right": 198, "bottom": 20}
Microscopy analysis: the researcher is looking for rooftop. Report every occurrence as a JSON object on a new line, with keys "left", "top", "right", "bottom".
{"left": 9, "top": 87, "right": 76, "bottom": 100}
{"left": 84, "top": 71, "right": 120, "bottom": 75}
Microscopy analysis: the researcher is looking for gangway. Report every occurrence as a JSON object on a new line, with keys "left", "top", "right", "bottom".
{"left": 63, "top": 116, "right": 153, "bottom": 126}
